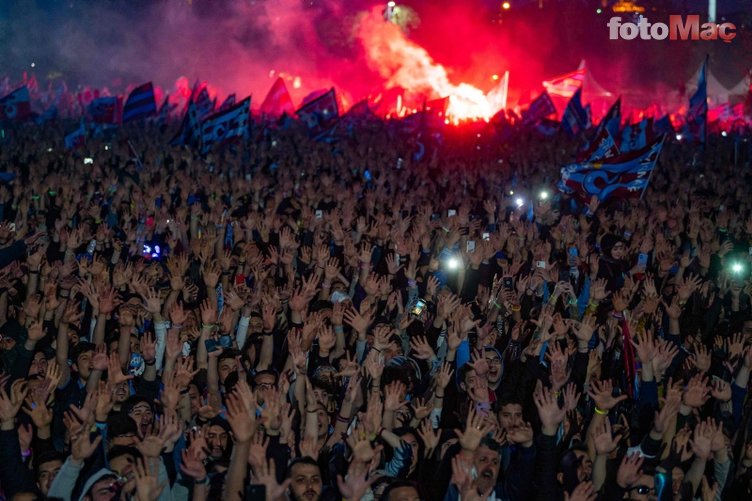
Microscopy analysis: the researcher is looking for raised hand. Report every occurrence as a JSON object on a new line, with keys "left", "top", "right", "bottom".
{"left": 587, "top": 379, "right": 627, "bottom": 412}
{"left": 454, "top": 408, "right": 493, "bottom": 452}
{"left": 534, "top": 386, "right": 566, "bottom": 435}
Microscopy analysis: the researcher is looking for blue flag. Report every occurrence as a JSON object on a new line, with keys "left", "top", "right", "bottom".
{"left": 123, "top": 82, "right": 156, "bottom": 122}
{"left": 201, "top": 97, "right": 251, "bottom": 153}
{"left": 561, "top": 88, "right": 590, "bottom": 136}
{"left": 684, "top": 57, "right": 708, "bottom": 143}
{"left": 169, "top": 100, "right": 201, "bottom": 147}
{"left": 64, "top": 120, "right": 86, "bottom": 150}
{"left": 219, "top": 94, "right": 236, "bottom": 112}
{"left": 620, "top": 117, "right": 650, "bottom": 153}
{"left": 560, "top": 135, "right": 665, "bottom": 201}
{"left": 296, "top": 88, "right": 339, "bottom": 140}
{"left": 653, "top": 115, "right": 673, "bottom": 135}
{"left": 522, "top": 91, "right": 557, "bottom": 127}
{"left": 601, "top": 96, "right": 621, "bottom": 139}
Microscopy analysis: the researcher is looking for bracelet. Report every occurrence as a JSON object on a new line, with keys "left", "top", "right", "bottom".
{"left": 407, "top": 279, "right": 417, "bottom": 288}
{"left": 201, "top": 323, "right": 216, "bottom": 330}
{"left": 29, "top": 269, "right": 39, "bottom": 274}
{"left": 171, "top": 323, "right": 183, "bottom": 329}
{"left": 372, "top": 347, "right": 382, "bottom": 353}
{"left": 492, "top": 301, "right": 502, "bottom": 310}
{"left": 194, "top": 477, "right": 208, "bottom": 485}
{"left": 306, "top": 408, "right": 318, "bottom": 414}
{"left": 336, "top": 414, "right": 350, "bottom": 424}
{"left": 594, "top": 406, "right": 609, "bottom": 416}
{"left": 322, "top": 280, "right": 331, "bottom": 289}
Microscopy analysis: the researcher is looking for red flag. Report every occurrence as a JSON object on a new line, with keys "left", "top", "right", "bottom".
{"left": 259, "top": 77, "right": 294, "bottom": 117}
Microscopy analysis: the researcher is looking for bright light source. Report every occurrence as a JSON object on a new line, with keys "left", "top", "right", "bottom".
{"left": 30, "top": 62, "right": 35, "bottom": 68}
{"left": 491, "top": 74, "right": 500, "bottom": 81}
{"left": 721, "top": 130, "right": 727, "bottom": 137}
{"left": 539, "top": 190, "right": 549, "bottom": 200}
{"left": 447, "top": 257, "right": 461, "bottom": 270}
{"left": 509, "top": 190, "right": 514, "bottom": 195}
{"left": 387, "top": 0, "right": 395, "bottom": 6}
{"left": 675, "top": 133, "right": 683, "bottom": 141}
{"left": 515, "top": 197, "right": 524, "bottom": 207}
{"left": 596, "top": 8, "right": 602, "bottom": 13}
{"left": 732, "top": 262, "right": 744, "bottom": 274}
{"left": 502, "top": 1, "right": 511, "bottom": 9}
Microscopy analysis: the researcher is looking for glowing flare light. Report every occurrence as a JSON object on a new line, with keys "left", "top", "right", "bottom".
{"left": 358, "top": 8, "right": 506, "bottom": 123}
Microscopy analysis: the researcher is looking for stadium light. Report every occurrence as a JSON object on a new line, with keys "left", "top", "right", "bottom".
{"left": 502, "top": 2, "right": 511, "bottom": 10}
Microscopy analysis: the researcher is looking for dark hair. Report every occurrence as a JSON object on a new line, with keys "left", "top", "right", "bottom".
{"left": 288, "top": 456, "right": 320, "bottom": 477}
{"left": 108, "top": 445, "right": 142, "bottom": 464}
{"left": 108, "top": 412, "right": 139, "bottom": 438}
{"left": 252, "top": 369, "right": 279, "bottom": 389}
{"left": 380, "top": 480, "right": 420, "bottom": 501}
{"left": 70, "top": 341, "right": 95, "bottom": 367}
{"left": 34, "top": 450, "right": 66, "bottom": 475}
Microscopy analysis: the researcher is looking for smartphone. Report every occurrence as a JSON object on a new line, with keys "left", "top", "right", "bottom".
{"left": 204, "top": 339, "right": 220, "bottom": 353}
{"left": 536, "top": 261, "right": 546, "bottom": 269}
{"left": 83, "top": 157, "right": 93, "bottom": 165}
{"left": 396, "top": 157, "right": 404, "bottom": 170}
{"left": 8, "top": 223, "right": 15, "bottom": 232}
{"left": 363, "top": 169, "right": 372, "bottom": 182}
{"left": 503, "top": 276, "right": 513, "bottom": 290}
{"left": 245, "top": 485, "right": 266, "bottom": 501}
{"left": 447, "top": 209, "right": 457, "bottom": 218}
{"left": 466, "top": 240, "right": 476, "bottom": 253}
{"left": 637, "top": 253, "right": 648, "bottom": 270}
{"left": 315, "top": 210, "right": 323, "bottom": 220}
{"left": 482, "top": 232, "right": 490, "bottom": 241}
{"left": 410, "top": 298, "right": 427, "bottom": 319}
{"left": 568, "top": 247, "right": 579, "bottom": 266}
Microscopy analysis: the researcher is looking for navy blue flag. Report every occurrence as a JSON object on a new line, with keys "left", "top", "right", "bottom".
{"left": 684, "top": 57, "right": 708, "bottom": 143}
{"left": 64, "top": 120, "right": 86, "bottom": 150}
{"left": 35, "top": 105, "right": 57, "bottom": 125}
{"left": 155, "top": 96, "right": 177, "bottom": 127}
{"left": 194, "top": 88, "right": 214, "bottom": 120}
{"left": 653, "top": 115, "right": 673, "bottom": 135}
{"left": 201, "top": 97, "right": 250, "bottom": 153}
{"left": 601, "top": 97, "right": 621, "bottom": 138}
{"left": 579, "top": 126, "right": 620, "bottom": 162}
{"left": 562, "top": 88, "right": 590, "bottom": 136}
{"left": 560, "top": 135, "right": 665, "bottom": 201}
{"left": 521, "top": 91, "right": 556, "bottom": 127}
{"left": 169, "top": 100, "right": 201, "bottom": 147}
{"left": 123, "top": 82, "right": 156, "bottom": 122}
{"left": 296, "top": 88, "right": 339, "bottom": 140}
{"left": 89, "top": 96, "right": 122, "bottom": 124}
{"left": 219, "top": 94, "right": 236, "bottom": 112}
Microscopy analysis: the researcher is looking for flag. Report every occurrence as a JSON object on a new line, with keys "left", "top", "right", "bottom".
{"left": 194, "top": 87, "right": 214, "bottom": 119}
{"left": 542, "top": 67, "right": 585, "bottom": 98}
{"left": 579, "top": 126, "right": 620, "bottom": 162}
{"left": 170, "top": 100, "right": 202, "bottom": 147}
{"left": 201, "top": 97, "right": 250, "bottom": 153}
{"left": 0, "top": 86, "right": 32, "bottom": 121}
{"left": 684, "top": 57, "right": 708, "bottom": 143}
{"left": 560, "top": 135, "right": 665, "bottom": 201}
{"left": 521, "top": 91, "right": 556, "bottom": 127}
{"left": 296, "top": 88, "right": 339, "bottom": 140}
{"left": 123, "top": 82, "right": 156, "bottom": 122}
{"left": 88, "top": 96, "right": 123, "bottom": 124}
{"left": 600, "top": 97, "right": 621, "bottom": 138}
{"left": 219, "top": 94, "right": 236, "bottom": 112}
{"left": 561, "top": 88, "right": 590, "bottom": 136}
{"left": 653, "top": 115, "right": 674, "bottom": 135}
{"left": 64, "top": 121, "right": 86, "bottom": 150}
{"left": 534, "top": 118, "right": 560, "bottom": 136}
{"left": 620, "top": 117, "right": 651, "bottom": 153}
{"left": 35, "top": 105, "right": 57, "bottom": 125}
{"left": 260, "top": 77, "right": 295, "bottom": 117}
{"left": 155, "top": 96, "right": 177, "bottom": 127}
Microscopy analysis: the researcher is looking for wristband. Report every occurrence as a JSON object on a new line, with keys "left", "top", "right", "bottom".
{"left": 434, "top": 393, "right": 444, "bottom": 399}
{"left": 594, "top": 406, "right": 609, "bottom": 416}
{"left": 407, "top": 279, "right": 417, "bottom": 288}
{"left": 322, "top": 279, "right": 331, "bottom": 289}
{"left": 145, "top": 359, "right": 156, "bottom": 366}
{"left": 336, "top": 414, "right": 350, "bottom": 424}
{"left": 194, "top": 477, "right": 208, "bottom": 485}
{"left": 21, "top": 449, "right": 32, "bottom": 459}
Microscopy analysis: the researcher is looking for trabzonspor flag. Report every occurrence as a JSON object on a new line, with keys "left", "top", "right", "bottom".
{"left": 123, "top": 82, "right": 156, "bottom": 122}
{"left": 89, "top": 96, "right": 123, "bottom": 124}
{"left": 296, "top": 88, "right": 339, "bottom": 139}
{"left": 201, "top": 97, "right": 251, "bottom": 153}
{"left": 684, "top": 57, "right": 707, "bottom": 143}
{"left": 560, "top": 135, "right": 665, "bottom": 201}
{"left": 521, "top": 91, "right": 556, "bottom": 127}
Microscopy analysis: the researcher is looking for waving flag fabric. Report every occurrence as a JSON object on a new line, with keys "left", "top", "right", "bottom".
{"left": 561, "top": 88, "right": 590, "bottom": 136}
{"left": 201, "top": 97, "right": 250, "bottom": 153}
{"left": 560, "top": 135, "right": 665, "bottom": 201}
{"left": 64, "top": 121, "right": 86, "bottom": 150}
{"left": 543, "top": 68, "right": 585, "bottom": 98}
{"left": 260, "top": 77, "right": 295, "bottom": 117}
{"left": 579, "top": 126, "right": 620, "bottom": 162}
{"left": 521, "top": 91, "right": 556, "bottom": 127}
{"left": 170, "top": 100, "right": 201, "bottom": 147}
{"left": 296, "top": 88, "right": 339, "bottom": 139}
{"left": 123, "top": 82, "right": 156, "bottom": 122}
{"left": 620, "top": 117, "right": 651, "bottom": 153}
{"left": 89, "top": 96, "right": 123, "bottom": 124}
{"left": 0, "top": 86, "right": 32, "bottom": 121}
{"left": 601, "top": 97, "right": 621, "bottom": 138}
{"left": 684, "top": 57, "right": 708, "bottom": 143}
{"left": 219, "top": 94, "right": 236, "bottom": 112}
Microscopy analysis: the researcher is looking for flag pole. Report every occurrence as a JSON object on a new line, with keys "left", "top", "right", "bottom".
{"left": 639, "top": 134, "right": 666, "bottom": 201}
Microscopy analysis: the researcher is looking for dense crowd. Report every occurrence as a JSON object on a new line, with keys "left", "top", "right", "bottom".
{"left": 0, "top": 119, "right": 749, "bottom": 501}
